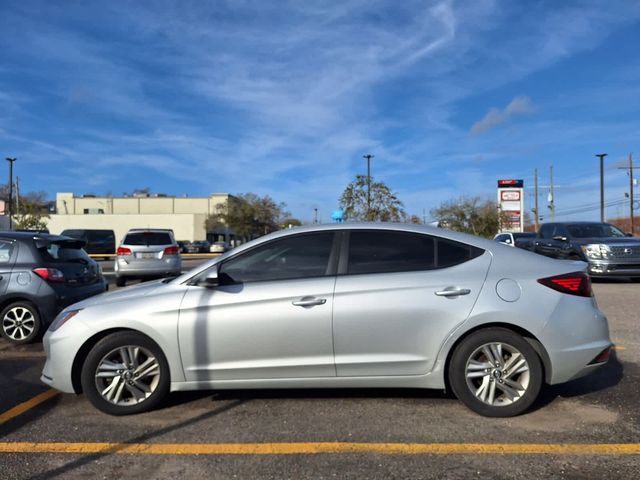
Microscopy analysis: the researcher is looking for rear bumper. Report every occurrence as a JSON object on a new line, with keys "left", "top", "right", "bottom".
{"left": 539, "top": 297, "right": 612, "bottom": 385}
{"left": 39, "top": 279, "right": 108, "bottom": 325}
{"left": 115, "top": 257, "right": 181, "bottom": 278}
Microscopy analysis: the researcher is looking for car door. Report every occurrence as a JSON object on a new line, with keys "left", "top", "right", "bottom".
{"left": 332, "top": 230, "right": 491, "bottom": 377}
{"left": 178, "top": 231, "right": 339, "bottom": 382}
{"left": 534, "top": 224, "right": 555, "bottom": 257}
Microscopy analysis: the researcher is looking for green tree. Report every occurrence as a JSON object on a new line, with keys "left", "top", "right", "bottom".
{"left": 205, "top": 193, "right": 290, "bottom": 241}
{"left": 339, "top": 175, "right": 406, "bottom": 221}
{"left": 12, "top": 191, "right": 50, "bottom": 231}
{"left": 430, "top": 196, "right": 503, "bottom": 238}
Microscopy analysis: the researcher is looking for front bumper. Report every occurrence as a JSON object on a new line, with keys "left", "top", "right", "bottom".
{"left": 42, "top": 318, "right": 96, "bottom": 393}
{"left": 587, "top": 260, "right": 640, "bottom": 277}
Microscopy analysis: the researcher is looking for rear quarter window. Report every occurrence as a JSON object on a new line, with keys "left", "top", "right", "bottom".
{"left": 0, "top": 240, "right": 15, "bottom": 263}
{"left": 436, "top": 238, "right": 484, "bottom": 268}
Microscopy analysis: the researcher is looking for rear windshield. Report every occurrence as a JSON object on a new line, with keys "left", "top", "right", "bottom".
{"left": 124, "top": 232, "right": 173, "bottom": 246}
{"left": 42, "top": 242, "right": 91, "bottom": 262}
{"left": 566, "top": 224, "right": 626, "bottom": 238}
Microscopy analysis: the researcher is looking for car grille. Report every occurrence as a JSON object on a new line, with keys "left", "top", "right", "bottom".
{"left": 609, "top": 246, "right": 640, "bottom": 260}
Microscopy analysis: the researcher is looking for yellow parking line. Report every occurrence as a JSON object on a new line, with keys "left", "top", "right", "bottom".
{"left": 0, "top": 389, "right": 59, "bottom": 425}
{"left": 0, "top": 442, "right": 638, "bottom": 455}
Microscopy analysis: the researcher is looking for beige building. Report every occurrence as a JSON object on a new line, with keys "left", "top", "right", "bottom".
{"left": 46, "top": 192, "right": 232, "bottom": 243}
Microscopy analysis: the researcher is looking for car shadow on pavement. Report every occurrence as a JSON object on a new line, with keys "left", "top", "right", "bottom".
{"left": 530, "top": 350, "right": 624, "bottom": 412}
{"left": 27, "top": 396, "right": 249, "bottom": 480}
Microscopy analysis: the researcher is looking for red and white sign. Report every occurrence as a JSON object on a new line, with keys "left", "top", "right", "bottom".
{"left": 500, "top": 190, "right": 521, "bottom": 201}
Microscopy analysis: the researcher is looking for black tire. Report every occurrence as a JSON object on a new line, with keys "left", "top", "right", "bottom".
{"left": 0, "top": 301, "right": 42, "bottom": 344}
{"left": 80, "top": 331, "right": 170, "bottom": 415}
{"left": 115, "top": 276, "right": 126, "bottom": 287}
{"left": 448, "top": 327, "right": 543, "bottom": 417}
{"left": 630, "top": 277, "right": 640, "bottom": 283}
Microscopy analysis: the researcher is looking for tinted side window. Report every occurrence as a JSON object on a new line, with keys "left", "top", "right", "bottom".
{"left": 539, "top": 225, "right": 553, "bottom": 239}
{"left": 219, "top": 233, "right": 334, "bottom": 283}
{"left": 437, "top": 239, "right": 483, "bottom": 268}
{"left": 0, "top": 240, "right": 15, "bottom": 263}
{"left": 348, "top": 231, "right": 435, "bottom": 274}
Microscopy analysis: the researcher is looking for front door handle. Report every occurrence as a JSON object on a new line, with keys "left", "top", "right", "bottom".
{"left": 292, "top": 296, "right": 327, "bottom": 307}
{"left": 435, "top": 288, "right": 471, "bottom": 297}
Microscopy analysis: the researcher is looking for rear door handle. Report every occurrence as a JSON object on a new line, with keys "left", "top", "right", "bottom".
{"left": 435, "top": 288, "right": 471, "bottom": 297}
{"left": 292, "top": 296, "right": 327, "bottom": 307}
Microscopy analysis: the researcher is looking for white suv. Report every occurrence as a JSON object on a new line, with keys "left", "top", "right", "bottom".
{"left": 114, "top": 229, "right": 181, "bottom": 287}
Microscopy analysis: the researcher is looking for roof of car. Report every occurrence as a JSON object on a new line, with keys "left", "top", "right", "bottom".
{"left": 541, "top": 221, "right": 612, "bottom": 225}
{"left": 0, "top": 231, "right": 72, "bottom": 242}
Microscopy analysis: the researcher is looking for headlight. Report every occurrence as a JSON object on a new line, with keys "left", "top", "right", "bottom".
{"left": 50, "top": 309, "right": 82, "bottom": 332}
{"left": 581, "top": 244, "right": 610, "bottom": 259}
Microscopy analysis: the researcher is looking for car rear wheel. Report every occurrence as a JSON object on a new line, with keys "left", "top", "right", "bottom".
{"left": 449, "top": 327, "right": 543, "bottom": 417}
{"left": 0, "top": 302, "right": 41, "bottom": 344}
{"left": 80, "top": 331, "right": 170, "bottom": 415}
{"left": 115, "top": 276, "right": 126, "bottom": 287}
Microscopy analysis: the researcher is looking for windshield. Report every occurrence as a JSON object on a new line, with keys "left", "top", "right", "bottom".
{"left": 124, "top": 232, "right": 173, "bottom": 246}
{"left": 566, "top": 224, "right": 626, "bottom": 238}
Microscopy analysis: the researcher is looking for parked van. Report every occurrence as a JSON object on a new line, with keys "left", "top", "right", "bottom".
{"left": 60, "top": 229, "right": 116, "bottom": 259}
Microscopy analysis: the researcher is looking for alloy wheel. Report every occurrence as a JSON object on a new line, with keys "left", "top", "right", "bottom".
{"left": 465, "top": 342, "right": 530, "bottom": 406}
{"left": 94, "top": 345, "right": 161, "bottom": 406}
{"left": 2, "top": 306, "right": 36, "bottom": 341}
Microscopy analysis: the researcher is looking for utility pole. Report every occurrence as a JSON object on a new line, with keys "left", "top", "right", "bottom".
{"left": 596, "top": 153, "right": 607, "bottom": 222}
{"left": 534, "top": 168, "right": 539, "bottom": 231}
{"left": 5, "top": 157, "right": 16, "bottom": 230}
{"left": 15, "top": 176, "right": 20, "bottom": 216}
{"left": 313, "top": 207, "right": 318, "bottom": 224}
{"left": 618, "top": 153, "right": 638, "bottom": 235}
{"left": 363, "top": 154, "right": 374, "bottom": 219}
{"left": 549, "top": 164, "right": 555, "bottom": 222}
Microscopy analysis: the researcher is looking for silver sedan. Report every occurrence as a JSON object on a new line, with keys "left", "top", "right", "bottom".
{"left": 42, "top": 223, "right": 612, "bottom": 417}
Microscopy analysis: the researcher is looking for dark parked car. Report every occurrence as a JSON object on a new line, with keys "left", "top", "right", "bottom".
{"left": 186, "top": 240, "right": 211, "bottom": 253}
{"left": 531, "top": 222, "right": 640, "bottom": 279}
{"left": 60, "top": 229, "right": 116, "bottom": 258}
{"left": 0, "top": 232, "right": 108, "bottom": 344}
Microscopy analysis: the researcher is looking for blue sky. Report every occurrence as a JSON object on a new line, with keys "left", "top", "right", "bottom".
{"left": 1, "top": 0, "right": 640, "bottom": 222}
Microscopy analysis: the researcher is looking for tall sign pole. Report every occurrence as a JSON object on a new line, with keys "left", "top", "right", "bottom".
{"left": 630, "top": 153, "right": 634, "bottom": 235}
{"left": 534, "top": 168, "right": 539, "bottom": 231}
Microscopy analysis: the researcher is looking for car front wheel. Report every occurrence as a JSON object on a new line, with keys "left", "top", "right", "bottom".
{"left": 449, "top": 327, "right": 543, "bottom": 417}
{"left": 80, "top": 331, "right": 170, "bottom": 415}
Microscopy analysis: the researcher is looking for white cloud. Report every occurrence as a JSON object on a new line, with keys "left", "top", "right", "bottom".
{"left": 470, "top": 96, "right": 535, "bottom": 135}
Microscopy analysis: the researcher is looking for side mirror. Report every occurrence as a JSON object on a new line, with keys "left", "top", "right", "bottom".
{"left": 199, "top": 269, "right": 219, "bottom": 287}
{"left": 553, "top": 235, "right": 568, "bottom": 242}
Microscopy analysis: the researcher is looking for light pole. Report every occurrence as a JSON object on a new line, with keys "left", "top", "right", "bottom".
{"left": 5, "top": 157, "right": 16, "bottom": 230}
{"left": 313, "top": 207, "right": 318, "bottom": 224}
{"left": 596, "top": 153, "right": 607, "bottom": 222}
{"left": 363, "top": 154, "right": 374, "bottom": 219}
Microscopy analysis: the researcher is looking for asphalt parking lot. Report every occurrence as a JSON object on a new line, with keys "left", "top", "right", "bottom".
{"left": 0, "top": 260, "right": 638, "bottom": 479}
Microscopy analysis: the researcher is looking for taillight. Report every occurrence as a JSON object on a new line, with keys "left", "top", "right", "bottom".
{"left": 117, "top": 247, "right": 132, "bottom": 256}
{"left": 537, "top": 272, "right": 592, "bottom": 297}
{"left": 164, "top": 246, "right": 179, "bottom": 255}
{"left": 33, "top": 268, "right": 65, "bottom": 283}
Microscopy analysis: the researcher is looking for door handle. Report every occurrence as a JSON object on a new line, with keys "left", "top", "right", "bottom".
{"left": 435, "top": 288, "right": 471, "bottom": 297}
{"left": 292, "top": 296, "right": 327, "bottom": 307}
